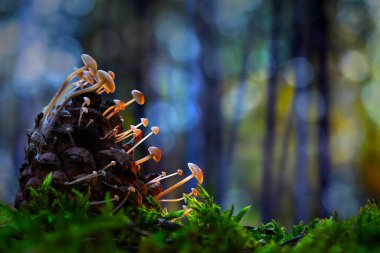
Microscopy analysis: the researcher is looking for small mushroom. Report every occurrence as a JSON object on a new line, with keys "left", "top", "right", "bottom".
{"left": 96, "top": 70, "right": 115, "bottom": 94}
{"left": 45, "top": 70, "right": 116, "bottom": 134}
{"left": 135, "top": 147, "right": 162, "bottom": 165}
{"left": 105, "top": 90, "right": 145, "bottom": 120}
{"left": 160, "top": 188, "right": 199, "bottom": 203}
{"left": 155, "top": 163, "right": 203, "bottom": 200}
{"left": 65, "top": 161, "right": 116, "bottom": 185}
{"left": 115, "top": 127, "right": 141, "bottom": 143}
{"left": 65, "top": 127, "right": 76, "bottom": 146}
{"left": 89, "top": 195, "right": 120, "bottom": 206}
{"left": 127, "top": 127, "right": 159, "bottom": 154}
{"left": 78, "top": 97, "right": 90, "bottom": 126}
{"left": 40, "top": 54, "right": 97, "bottom": 128}
{"left": 112, "top": 186, "right": 136, "bottom": 214}
{"left": 147, "top": 169, "right": 182, "bottom": 185}
{"left": 100, "top": 125, "right": 121, "bottom": 140}
{"left": 102, "top": 99, "right": 122, "bottom": 117}
{"left": 114, "top": 118, "right": 148, "bottom": 140}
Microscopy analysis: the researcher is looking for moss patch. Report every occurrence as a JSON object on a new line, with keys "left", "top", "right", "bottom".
{"left": 1, "top": 175, "right": 380, "bottom": 252}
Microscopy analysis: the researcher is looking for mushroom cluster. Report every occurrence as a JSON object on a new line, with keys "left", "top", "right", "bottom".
{"left": 16, "top": 54, "right": 203, "bottom": 213}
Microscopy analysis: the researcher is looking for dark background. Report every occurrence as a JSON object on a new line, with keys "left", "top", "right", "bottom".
{"left": 0, "top": 0, "right": 379, "bottom": 226}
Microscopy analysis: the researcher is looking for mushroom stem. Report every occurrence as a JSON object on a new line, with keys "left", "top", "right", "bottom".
{"left": 147, "top": 170, "right": 182, "bottom": 185}
{"left": 102, "top": 161, "right": 117, "bottom": 171}
{"left": 78, "top": 107, "right": 88, "bottom": 127}
{"left": 115, "top": 131, "right": 136, "bottom": 143}
{"left": 171, "top": 207, "right": 192, "bottom": 222}
{"left": 127, "top": 127, "right": 159, "bottom": 154}
{"left": 115, "top": 127, "right": 136, "bottom": 139}
{"left": 102, "top": 104, "right": 117, "bottom": 117}
{"left": 64, "top": 161, "right": 116, "bottom": 185}
{"left": 40, "top": 66, "right": 87, "bottom": 129}
{"left": 155, "top": 174, "right": 194, "bottom": 200}
{"left": 64, "top": 171, "right": 98, "bottom": 185}
{"left": 101, "top": 126, "right": 120, "bottom": 140}
{"left": 89, "top": 195, "right": 120, "bottom": 206}
{"left": 115, "top": 120, "right": 148, "bottom": 142}
{"left": 135, "top": 154, "right": 153, "bottom": 165}
{"left": 160, "top": 188, "right": 198, "bottom": 202}
{"left": 112, "top": 186, "right": 135, "bottom": 214}
{"left": 86, "top": 119, "right": 94, "bottom": 127}
{"left": 66, "top": 127, "right": 76, "bottom": 146}
{"left": 44, "top": 80, "right": 106, "bottom": 134}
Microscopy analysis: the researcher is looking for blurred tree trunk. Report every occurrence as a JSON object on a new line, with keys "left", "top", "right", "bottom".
{"left": 223, "top": 8, "right": 256, "bottom": 208}
{"left": 261, "top": 0, "right": 282, "bottom": 222}
{"left": 313, "top": 0, "right": 331, "bottom": 218}
{"left": 292, "top": 0, "right": 311, "bottom": 223}
{"left": 195, "top": 0, "right": 223, "bottom": 202}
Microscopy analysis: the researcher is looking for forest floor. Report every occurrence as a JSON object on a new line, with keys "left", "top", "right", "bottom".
{"left": 0, "top": 175, "right": 379, "bottom": 253}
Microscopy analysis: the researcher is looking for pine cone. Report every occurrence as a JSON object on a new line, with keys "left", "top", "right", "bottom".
{"left": 15, "top": 54, "right": 204, "bottom": 214}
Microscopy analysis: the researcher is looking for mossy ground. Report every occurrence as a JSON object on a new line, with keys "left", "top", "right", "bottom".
{"left": 1, "top": 174, "right": 380, "bottom": 253}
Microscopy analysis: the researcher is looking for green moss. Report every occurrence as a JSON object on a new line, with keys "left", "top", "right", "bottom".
{"left": 1, "top": 175, "right": 380, "bottom": 252}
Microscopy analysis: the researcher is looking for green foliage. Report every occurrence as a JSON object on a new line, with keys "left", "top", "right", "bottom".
{"left": 0, "top": 178, "right": 380, "bottom": 253}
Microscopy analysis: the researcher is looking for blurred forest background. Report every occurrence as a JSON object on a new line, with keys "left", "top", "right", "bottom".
{"left": 0, "top": 0, "right": 379, "bottom": 227}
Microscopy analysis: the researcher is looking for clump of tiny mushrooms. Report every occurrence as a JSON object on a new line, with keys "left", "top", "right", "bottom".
{"left": 40, "top": 54, "right": 204, "bottom": 212}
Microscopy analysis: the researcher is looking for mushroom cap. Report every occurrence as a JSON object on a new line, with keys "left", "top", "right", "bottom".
{"left": 177, "top": 169, "right": 183, "bottom": 176}
{"left": 151, "top": 126, "right": 159, "bottom": 135}
{"left": 191, "top": 188, "right": 199, "bottom": 197}
{"left": 81, "top": 54, "right": 97, "bottom": 76}
{"left": 130, "top": 125, "right": 138, "bottom": 132}
{"left": 108, "top": 70, "right": 115, "bottom": 80}
{"left": 141, "top": 118, "right": 148, "bottom": 127}
{"left": 96, "top": 70, "right": 116, "bottom": 93}
{"left": 187, "top": 163, "right": 204, "bottom": 184}
{"left": 113, "top": 99, "right": 121, "bottom": 105}
{"left": 83, "top": 70, "right": 95, "bottom": 84}
{"left": 131, "top": 90, "right": 145, "bottom": 105}
{"left": 148, "top": 146, "right": 162, "bottom": 162}
{"left": 82, "top": 107, "right": 89, "bottom": 113}
{"left": 75, "top": 68, "right": 84, "bottom": 79}
{"left": 83, "top": 97, "right": 91, "bottom": 106}
{"left": 134, "top": 129, "right": 143, "bottom": 137}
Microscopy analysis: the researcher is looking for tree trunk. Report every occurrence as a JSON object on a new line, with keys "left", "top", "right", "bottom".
{"left": 195, "top": 0, "right": 223, "bottom": 202}
{"left": 261, "top": 0, "right": 282, "bottom": 222}
{"left": 314, "top": 0, "right": 331, "bottom": 218}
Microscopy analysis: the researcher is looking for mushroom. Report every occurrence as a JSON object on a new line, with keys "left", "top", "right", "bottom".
{"left": 160, "top": 188, "right": 199, "bottom": 202}
{"left": 97, "top": 71, "right": 115, "bottom": 94}
{"left": 78, "top": 97, "right": 90, "bottom": 126}
{"left": 105, "top": 90, "right": 145, "bottom": 120}
{"left": 83, "top": 70, "right": 95, "bottom": 85}
{"left": 66, "top": 127, "right": 76, "bottom": 146}
{"left": 39, "top": 54, "right": 97, "bottom": 129}
{"left": 89, "top": 195, "right": 120, "bottom": 206}
{"left": 100, "top": 125, "right": 121, "bottom": 140}
{"left": 112, "top": 186, "right": 136, "bottom": 214}
{"left": 102, "top": 99, "right": 122, "bottom": 117}
{"left": 114, "top": 118, "right": 148, "bottom": 140}
{"left": 135, "top": 147, "right": 162, "bottom": 165}
{"left": 64, "top": 161, "right": 116, "bottom": 185}
{"left": 155, "top": 163, "right": 203, "bottom": 200}
{"left": 147, "top": 169, "right": 182, "bottom": 185}
{"left": 45, "top": 70, "right": 116, "bottom": 134}
{"left": 115, "top": 126, "right": 141, "bottom": 143}
{"left": 127, "top": 127, "right": 159, "bottom": 154}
